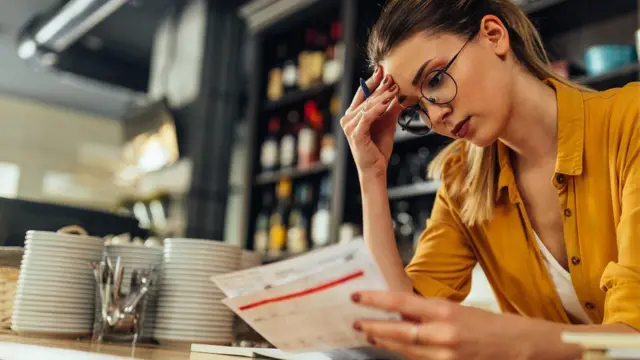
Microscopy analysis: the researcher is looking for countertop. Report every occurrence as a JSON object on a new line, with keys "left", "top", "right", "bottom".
{"left": 0, "top": 331, "right": 244, "bottom": 359}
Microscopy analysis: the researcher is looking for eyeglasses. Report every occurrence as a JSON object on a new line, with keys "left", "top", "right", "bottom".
{"left": 397, "top": 35, "right": 474, "bottom": 136}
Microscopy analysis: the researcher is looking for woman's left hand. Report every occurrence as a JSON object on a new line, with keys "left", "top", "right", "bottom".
{"left": 352, "top": 291, "right": 537, "bottom": 360}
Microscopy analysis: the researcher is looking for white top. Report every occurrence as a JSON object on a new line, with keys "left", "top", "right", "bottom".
{"left": 534, "top": 232, "right": 592, "bottom": 324}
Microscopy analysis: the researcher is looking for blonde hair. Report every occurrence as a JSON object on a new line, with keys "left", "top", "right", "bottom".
{"left": 368, "top": 0, "right": 590, "bottom": 226}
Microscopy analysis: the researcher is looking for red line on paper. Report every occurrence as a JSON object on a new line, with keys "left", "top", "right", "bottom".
{"left": 238, "top": 270, "right": 365, "bottom": 311}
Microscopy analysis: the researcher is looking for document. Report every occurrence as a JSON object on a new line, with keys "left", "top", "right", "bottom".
{"left": 211, "top": 241, "right": 402, "bottom": 356}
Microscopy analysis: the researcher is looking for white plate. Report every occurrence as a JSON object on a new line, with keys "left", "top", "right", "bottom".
{"left": 157, "top": 299, "right": 226, "bottom": 310}
{"left": 153, "top": 331, "right": 233, "bottom": 340}
{"left": 14, "top": 293, "right": 94, "bottom": 305}
{"left": 162, "top": 255, "right": 238, "bottom": 267}
{"left": 159, "top": 282, "right": 224, "bottom": 293}
{"left": 18, "top": 266, "right": 94, "bottom": 279}
{"left": 12, "top": 314, "right": 94, "bottom": 325}
{"left": 25, "top": 236, "right": 103, "bottom": 250}
{"left": 13, "top": 302, "right": 93, "bottom": 314}
{"left": 21, "top": 256, "right": 98, "bottom": 270}
{"left": 24, "top": 244, "right": 103, "bottom": 257}
{"left": 163, "top": 253, "right": 240, "bottom": 263}
{"left": 18, "top": 272, "right": 95, "bottom": 284}
{"left": 13, "top": 308, "right": 94, "bottom": 319}
{"left": 158, "top": 288, "right": 224, "bottom": 299}
{"left": 11, "top": 323, "right": 92, "bottom": 334}
{"left": 163, "top": 248, "right": 241, "bottom": 261}
{"left": 155, "top": 314, "right": 233, "bottom": 325}
{"left": 154, "top": 322, "right": 232, "bottom": 332}
{"left": 25, "top": 233, "right": 103, "bottom": 246}
{"left": 16, "top": 279, "right": 94, "bottom": 291}
{"left": 165, "top": 238, "right": 240, "bottom": 249}
{"left": 161, "top": 264, "right": 237, "bottom": 275}
{"left": 16, "top": 287, "right": 92, "bottom": 298}
{"left": 106, "top": 243, "right": 163, "bottom": 251}
{"left": 155, "top": 304, "right": 231, "bottom": 316}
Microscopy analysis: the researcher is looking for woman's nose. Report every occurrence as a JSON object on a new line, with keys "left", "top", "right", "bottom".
{"left": 424, "top": 101, "right": 452, "bottom": 126}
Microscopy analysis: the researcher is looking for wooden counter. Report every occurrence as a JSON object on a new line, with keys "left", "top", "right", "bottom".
{"left": 0, "top": 331, "right": 244, "bottom": 359}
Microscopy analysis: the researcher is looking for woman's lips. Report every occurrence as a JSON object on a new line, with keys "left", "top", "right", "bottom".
{"left": 451, "top": 117, "right": 471, "bottom": 138}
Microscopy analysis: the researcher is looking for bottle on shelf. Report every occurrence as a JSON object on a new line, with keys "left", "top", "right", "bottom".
{"left": 267, "top": 44, "right": 286, "bottom": 101}
{"left": 282, "top": 44, "right": 298, "bottom": 95}
{"left": 254, "top": 192, "right": 274, "bottom": 255}
{"left": 323, "top": 21, "right": 344, "bottom": 85}
{"left": 287, "top": 183, "right": 314, "bottom": 254}
{"left": 320, "top": 96, "right": 340, "bottom": 166}
{"left": 298, "top": 28, "right": 326, "bottom": 90}
{"left": 311, "top": 175, "right": 332, "bottom": 248}
{"left": 279, "top": 111, "right": 300, "bottom": 170}
{"left": 269, "top": 178, "right": 293, "bottom": 256}
{"left": 298, "top": 100, "right": 322, "bottom": 169}
{"left": 260, "top": 117, "right": 280, "bottom": 173}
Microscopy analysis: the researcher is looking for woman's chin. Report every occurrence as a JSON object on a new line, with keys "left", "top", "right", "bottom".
{"left": 466, "top": 131, "right": 497, "bottom": 148}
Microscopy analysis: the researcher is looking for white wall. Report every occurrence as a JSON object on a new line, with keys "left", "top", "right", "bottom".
{"left": 0, "top": 94, "right": 123, "bottom": 210}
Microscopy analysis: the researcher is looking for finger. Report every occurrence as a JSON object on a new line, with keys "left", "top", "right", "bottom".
{"left": 353, "top": 99, "right": 393, "bottom": 137}
{"left": 356, "top": 319, "right": 417, "bottom": 344}
{"left": 352, "top": 291, "right": 453, "bottom": 321}
{"left": 369, "top": 74, "right": 395, "bottom": 99}
{"left": 348, "top": 67, "right": 384, "bottom": 111}
{"left": 354, "top": 86, "right": 399, "bottom": 132}
{"left": 371, "top": 337, "right": 455, "bottom": 360}
{"left": 358, "top": 320, "right": 459, "bottom": 347}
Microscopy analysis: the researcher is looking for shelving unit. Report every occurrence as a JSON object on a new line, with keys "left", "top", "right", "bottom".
{"left": 254, "top": 163, "right": 332, "bottom": 185}
{"left": 264, "top": 83, "right": 337, "bottom": 111}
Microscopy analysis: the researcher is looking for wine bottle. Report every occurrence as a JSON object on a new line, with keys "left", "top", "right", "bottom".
{"left": 287, "top": 183, "right": 313, "bottom": 254}
{"left": 267, "top": 44, "right": 286, "bottom": 101}
{"left": 269, "top": 178, "right": 292, "bottom": 256}
{"left": 260, "top": 117, "right": 280, "bottom": 172}
{"left": 282, "top": 43, "right": 298, "bottom": 94}
{"left": 279, "top": 111, "right": 300, "bottom": 170}
{"left": 298, "top": 101, "right": 322, "bottom": 169}
{"left": 254, "top": 192, "right": 273, "bottom": 254}
{"left": 311, "top": 175, "right": 332, "bottom": 248}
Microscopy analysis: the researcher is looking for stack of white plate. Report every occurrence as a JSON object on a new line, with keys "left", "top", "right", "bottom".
{"left": 155, "top": 239, "right": 241, "bottom": 345}
{"left": 12, "top": 230, "right": 103, "bottom": 336}
{"left": 104, "top": 244, "right": 163, "bottom": 339}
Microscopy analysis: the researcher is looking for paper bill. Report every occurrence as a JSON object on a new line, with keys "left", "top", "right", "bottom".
{"left": 212, "top": 241, "right": 401, "bottom": 354}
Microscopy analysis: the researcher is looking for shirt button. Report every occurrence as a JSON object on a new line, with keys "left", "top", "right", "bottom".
{"left": 555, "top": 174, "right": 565, "bottom": 185}
{"left": 564, "top": 208, "right": 572, "bottom": 217}
{"left": 585, "top": 302, "right": 595, "bottom": 310}
{"left": 571, "top": 256, "right": 581, "bottom": 266}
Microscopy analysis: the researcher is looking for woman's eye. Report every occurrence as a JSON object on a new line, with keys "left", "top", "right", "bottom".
{"left": 427, "top": 71, "right": 444, "bottom": 88}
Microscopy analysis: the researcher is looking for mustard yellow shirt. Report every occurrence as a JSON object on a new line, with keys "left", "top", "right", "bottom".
{"left": 406, "top": 79, "right": 640, "bottom": 331}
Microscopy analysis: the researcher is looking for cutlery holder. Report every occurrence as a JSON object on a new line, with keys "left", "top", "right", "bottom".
{"left": 91, "top": 255, "right": 158, "bottom": 344}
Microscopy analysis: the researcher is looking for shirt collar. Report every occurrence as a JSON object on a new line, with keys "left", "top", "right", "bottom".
{"left": 496, "top": 78, "right": 586, "bottom": 203}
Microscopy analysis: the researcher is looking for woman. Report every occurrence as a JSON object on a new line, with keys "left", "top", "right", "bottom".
{"left": 340, "top": 0, "right": 639, "bottom": 358}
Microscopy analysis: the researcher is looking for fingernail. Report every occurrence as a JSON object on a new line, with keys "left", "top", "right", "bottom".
{"left": 382, "top": 76, "right": 389, "bottom": 85}
{"left": 374, "top": 66, "right": 381, "bottom": 75}
{"left": 353, "top": 322, "right": 362, "bottom": 332}
{"left": 367, "top": 336, "right": 376, "bottom": 345}
{"left": 351, "top": 293, "right": 361, "bottom": 303}
{"left": 383, "top": 97, "right": 392, "bottom": 105}
{"left": 390, "top": 84, "right": 398, "bottom": 92}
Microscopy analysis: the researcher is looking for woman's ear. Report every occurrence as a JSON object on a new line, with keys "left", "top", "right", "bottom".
{"left": 479, "top": 15, "right": 510, "bottom": 57}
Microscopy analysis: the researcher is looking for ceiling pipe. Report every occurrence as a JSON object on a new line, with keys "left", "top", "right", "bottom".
{"left": 17, "top": 0, "right": 128, "bottom": 61}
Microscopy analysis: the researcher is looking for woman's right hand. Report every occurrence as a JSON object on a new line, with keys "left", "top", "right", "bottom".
{"left": 340, "top": 68, "right": 401, "bottom": 179}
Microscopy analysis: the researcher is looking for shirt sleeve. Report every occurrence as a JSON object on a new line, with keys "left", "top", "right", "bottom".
{"left": 600, "top": 85, "right": 640, "bottom": 332}
{"left": 405, "top": 184, "right": 477, "bottom": 302}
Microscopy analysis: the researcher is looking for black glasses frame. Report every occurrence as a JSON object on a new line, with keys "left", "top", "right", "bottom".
{"left": 398, "top": 34, "right": 475, "bottom": 135}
